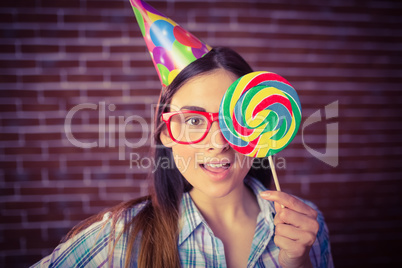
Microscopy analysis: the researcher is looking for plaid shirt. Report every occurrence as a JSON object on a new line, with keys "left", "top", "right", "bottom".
{"left": 32, "top": 177, "right": 333, "bottom": 267}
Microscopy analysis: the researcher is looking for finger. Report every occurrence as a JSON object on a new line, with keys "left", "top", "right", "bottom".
{"left": 274, "top": 201, "right": 284, "bottom": 214}
{"left": 260, "top": 191, "right": 318, "bottom": 218}
{"left": 274, "top": 235, "right": 308, "bottom": 259}
{"left": 275, "top": 223, "right": 317, "bottom": 246}
{"left": 276, "top": 207, "right": 320, "bottom": 233}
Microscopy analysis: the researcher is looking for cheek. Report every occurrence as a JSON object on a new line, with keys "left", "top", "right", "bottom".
{"left": 171, "top": 144, "right": 197, "bottom": 172}
{"left": 233, "top": 154, "right": 254, "bottom": 171}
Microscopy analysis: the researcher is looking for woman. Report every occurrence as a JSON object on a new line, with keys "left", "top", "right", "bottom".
{"left": 32, "top": 47, "right": 333, "bottom": 268}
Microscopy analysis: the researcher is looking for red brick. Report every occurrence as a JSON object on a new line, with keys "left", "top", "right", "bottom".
{"left": 22, "top": 74, "right": 61, "bottom": 83}
{"left": 89, "top": 199, "right": 121, "bottom": 208}
{"left": 47, "top": 201, "right": 83, "bottom": 211}
{"left": 47, "top": 227, "right": 71, "bottom": 242}
{"left": 0, "top": 12, "right": 12, "bottom": 23}
{"left": 43, "top": 89, "right": 80, "bottom": 98}
{"left": 0, "top": 187, "right": 15, "bottom": 196}
{"left": 44, "top": 118, "right": 67, "bottom": 125}
{"left": 4, "top": 201, "right": 44, "bottom": 210}
{"left": 0, "top": 75, "right": 18, "bottom": 83}
{"left": 91, "top": 171, "right": 136, "bottom": 181}
{"left": 85, "top": 0, "right": 126, "bottom": 9}
{"left": 21, "top": 104, "right": 59, "bottom": 112}
{"left": 21, "top": 44, "right": 59, "bottom": 54}
{"left": 110, "top": 73, "right": 156, "bottom": 82}
{"left": 0, "top": 44, "right": 15, "bottom": 54}
{"left": 48, "top": 147, "right": 84, "bottom": 154}
{"left": 108, "top": 159, "right": 131, "bottom": 167}
{"left": 66, "top": 74, "right": 103, "bottom": 82}
{"left": 68, "top": 132, "right": 99, "bottom": 141}
{"left": 66, "top": 160, "right": 102, "bottom": 167}
{"left": 0, "top": 0, "right": 37, "bottom": 8}
{"left": 27, "top": 213, "right": 65, "bottom": 222}
{"left": 237, "top": 16, "right": 272, "bottom": 24}
{"left": 110, "top": 45, "right": 145, "bottom": 53}
{"left": 40, "top": 0, "right": 81, "bottom": 8}
{"left": 0, "top": 161, "right": 17, "bottom": 169}
{"left": 87, "top": 89, "right": 123, "bottom": 97}
{"left": 60, "top": 187, "right": 99, "bottom": 195}
{"left": 65, "top": 45, "right": 103, "bottom": 53}
{"left": 39, "top": 60, "right": 79, "bottom": 68}
{"left": 129, "top": 59, "right": 154, "bottom": 68}
{"left": 86, "top": 60, "right": 123, "bottom": 68}
{"left": 7, "top": 254, "right": 49, "bottom": 268}
{"left": 48, "top": 170, "right": 84, "bottom": 181}
{"left": 0, "top": 29, "right": 35, "bottom": 38}
{"left": 25, "top": 236, "right": 54, "bottom": 249}
{"left": 22, "top": 160, "right": 60, "bottom": 169}
{"left": 130, "top": 88, "right": 161, "bottom": 96}
{"left": 0, "top": 233, "right": 20, "bottom": 251}
{"left": 105, "top": 186, "right": 141, "bottom": 194}
{"left": 40, "top": 29, "right": 79, "bottom": 38}
{"left": 85, "top": 29, "right": 122, "bottom": 38}
{"left": 4, "top": 170, "right": 42, "bottom": 182}
{"left": 0, "top": 104, "right": 17, "bottom": 112}
{"left": 64, "top": 14, "right": 103, "bottom": 23}
{"left": 68, "top": 212, "right": 97, "bottom": 221}
{"left": 2, "top": 118, "right": 40, "bottom": 126}
{"left": 0, "top": 60, "right": 36, "bottom": 68}
{"left": 4, "top": 147, "right": 42, "bottom": 155}
{"left": 195, "top": 15, "right": 231, "bottom": 24}
{"left": 16, "top": 13, "right": 58, "bottom": 23}
{"left": 20, "top": 187, "right": 59, "bottom": 196}
{"left": 0, "top": 90, "right": 38, "bottom": 98}
{"left": 25, "top": 133, "right": 62, "bottom": 141}
{"left": 0, "top": 215, "right": 22, "bottom": 224}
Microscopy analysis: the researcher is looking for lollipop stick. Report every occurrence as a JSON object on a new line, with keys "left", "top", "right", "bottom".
{"left": 268, "top": 155, "right": 285, "bottom": 208}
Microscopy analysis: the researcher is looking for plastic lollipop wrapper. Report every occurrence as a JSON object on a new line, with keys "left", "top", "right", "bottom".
{"left": 129, "top": 0, "right": 211, "bottom": 86}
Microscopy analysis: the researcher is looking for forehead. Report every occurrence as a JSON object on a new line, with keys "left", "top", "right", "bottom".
{"left": 170, "top": 69, "right": 237, "bottom": 112}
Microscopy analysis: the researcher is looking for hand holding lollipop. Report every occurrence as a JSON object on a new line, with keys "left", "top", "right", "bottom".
{"left": 219, "top": 71, "right": 302, "bottom": 192}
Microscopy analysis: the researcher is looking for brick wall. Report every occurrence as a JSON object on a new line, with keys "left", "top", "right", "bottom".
{"left": 1, "top": 0, "right": 401, "bottom": 267}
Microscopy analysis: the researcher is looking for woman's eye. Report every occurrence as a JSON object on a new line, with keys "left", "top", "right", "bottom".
{"left": 185, "top": 117, "right": 204, "bottom": 126}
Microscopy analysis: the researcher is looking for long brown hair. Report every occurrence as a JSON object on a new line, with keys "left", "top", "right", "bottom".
{"left": 63, "top": 47, "right": 271, "bottom": 267}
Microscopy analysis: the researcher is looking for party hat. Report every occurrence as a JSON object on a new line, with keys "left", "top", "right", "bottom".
{"left": 129, "top": 0, "right": 212, "bottom": 86}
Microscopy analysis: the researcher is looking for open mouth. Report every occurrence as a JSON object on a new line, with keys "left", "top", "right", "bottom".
{"left": 200, "top": 162, "right": 231, "bottom": 173}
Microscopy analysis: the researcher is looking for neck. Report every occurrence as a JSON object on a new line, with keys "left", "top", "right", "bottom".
{"left": 189, "top": 182, "right": 258, "bottom": 226}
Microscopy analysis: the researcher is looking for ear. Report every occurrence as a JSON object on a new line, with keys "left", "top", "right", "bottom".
{"left": 160, "top": 129, "right": 174, "bottom": 148}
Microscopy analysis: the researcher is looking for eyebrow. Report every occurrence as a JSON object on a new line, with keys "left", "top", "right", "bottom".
{"left": 179, "top": 106, "right": 206, "bottom": 112}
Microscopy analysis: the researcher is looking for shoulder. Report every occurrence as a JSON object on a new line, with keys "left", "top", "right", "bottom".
{"left": 31, "top": 198, "right": 150, "bottom": 268}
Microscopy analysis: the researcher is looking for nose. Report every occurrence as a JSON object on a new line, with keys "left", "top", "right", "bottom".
{"left": 204, "top": 121, "right": 230, "bottom": 152}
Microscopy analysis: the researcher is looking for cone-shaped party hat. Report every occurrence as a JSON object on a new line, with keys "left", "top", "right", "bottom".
{"left": 129, "top": 0, "right": 211, "bottom": 86}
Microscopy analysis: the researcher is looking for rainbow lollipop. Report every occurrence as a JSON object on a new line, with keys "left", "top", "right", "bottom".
{"left": 219, "top": 71, "right": 302, "bottom": 191}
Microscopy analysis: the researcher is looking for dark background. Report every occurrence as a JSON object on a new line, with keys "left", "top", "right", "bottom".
{"left": 1, "top": 0, "right": 401, "bottom": 267}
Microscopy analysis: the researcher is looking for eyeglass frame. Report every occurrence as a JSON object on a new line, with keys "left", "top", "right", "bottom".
{"left": 161, "top": 110, "right": 220, "bottom": 144}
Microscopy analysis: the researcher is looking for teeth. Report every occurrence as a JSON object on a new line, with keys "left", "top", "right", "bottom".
{"left": 205, "top": 163, "right": 229, "bottom": 168}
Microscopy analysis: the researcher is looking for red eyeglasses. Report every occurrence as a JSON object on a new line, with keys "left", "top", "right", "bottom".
{"left": 161, "top": 110, "right": 219, "bottom": 144}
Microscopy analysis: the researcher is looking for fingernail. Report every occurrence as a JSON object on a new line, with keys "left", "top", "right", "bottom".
{"left": 260, "top": 191, "right": 271, "bottom": 198}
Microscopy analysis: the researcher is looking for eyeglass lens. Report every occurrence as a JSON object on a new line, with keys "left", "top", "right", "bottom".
{"left": 170, "top": 112, "right": 209, "bottom": 142}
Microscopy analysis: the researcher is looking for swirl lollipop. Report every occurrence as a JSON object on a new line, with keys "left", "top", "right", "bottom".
{"left": 219, "top": 71, "right": 302, "bottom": 192}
